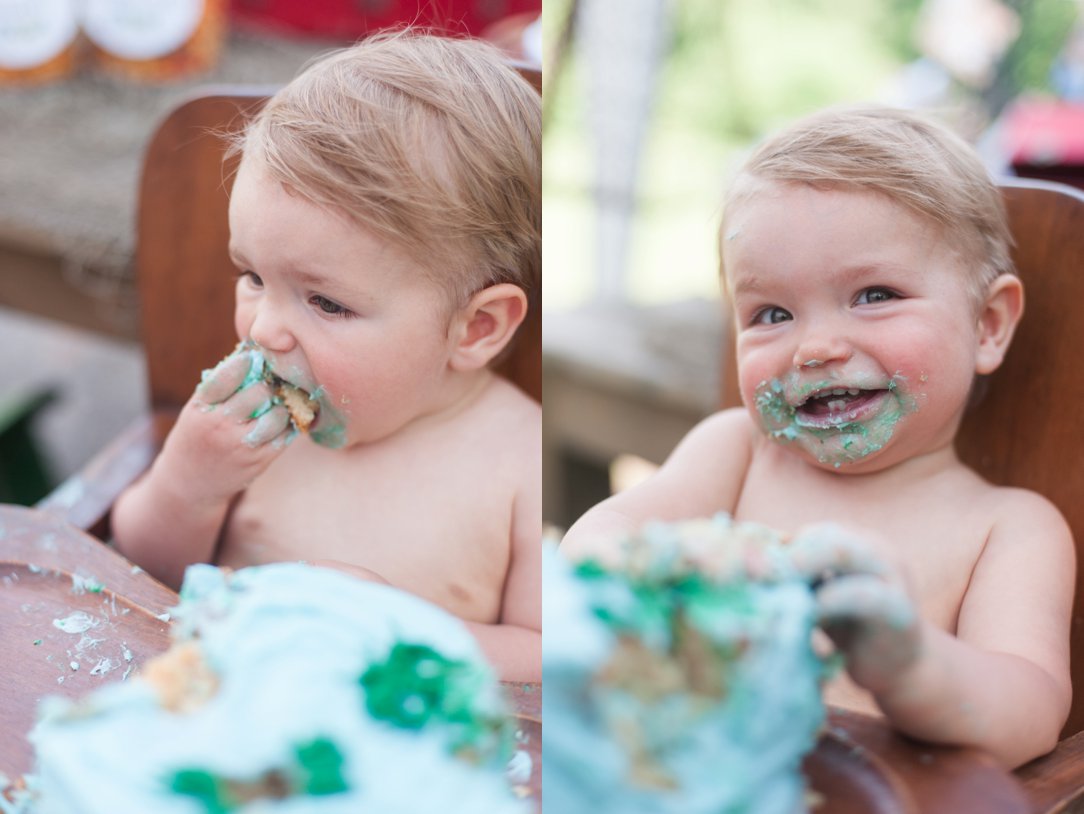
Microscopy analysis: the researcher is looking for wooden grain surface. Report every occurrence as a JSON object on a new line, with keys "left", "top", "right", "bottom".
{"left": 0, "top": 504, "right": 542, "bottom": 807}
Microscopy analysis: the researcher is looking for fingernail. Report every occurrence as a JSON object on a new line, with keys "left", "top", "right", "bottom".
{"left": 239, "top": 349, "right": 266, "bottom": 390}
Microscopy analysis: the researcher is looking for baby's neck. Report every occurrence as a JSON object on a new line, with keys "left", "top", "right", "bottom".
{"left": 400, "top": 367, "right": 498, "bottom": 436}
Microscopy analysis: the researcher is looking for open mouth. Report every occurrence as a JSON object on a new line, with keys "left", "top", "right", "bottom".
{"left": 795, "top": 387, "right": 889, "bottom": 428}
{"left": 266, "top": 372, "right": 321, "bottom": 433}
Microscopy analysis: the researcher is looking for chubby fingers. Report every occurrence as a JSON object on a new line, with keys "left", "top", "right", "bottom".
{"left": 222, "top": 381, "right": 276, "bottom": 422}
{"left": 816, "top": 573, "right": 916, "bottom": 634}
{"left": 814, "top": 572, "right": 921, "bottom": 686}
{"left": 243, "top": 405, "right": 291, "bottom": 447}
{"left": 789, "top": 523, "right": 890, "bottom": 583}
{"left": 196, "top": 348, "right": 259, "bottom": 405}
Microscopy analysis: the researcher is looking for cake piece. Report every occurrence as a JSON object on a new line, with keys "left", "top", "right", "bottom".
{"left": 544, "top": 514, "right": 828, "bottom": 814}
{"left": 26, "top": 564, "right": 529, "bottom": 814}
{"left": 232, "top": 341, "right": 321, "bottom": 433}
{"left": 273, "top": 380, "right": 319, "bottom": 432}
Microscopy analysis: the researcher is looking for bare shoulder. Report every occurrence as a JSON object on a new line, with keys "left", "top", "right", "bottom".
{"left": 475, "top": 375, "right": 540, "bottom": 431}
{"left": 457, "top": 375, "right": 540, "bottom": 458}
{"left": 664, "top": 407, "right": 759, "bottom": 470}
{"left": 569, "top": 407, "right": 758, "bottom": 533}
{"left": 984, "top": 485, "right": 1073, "bottom": 547}
{"left": 973, "top": 483, "right": 1075, "bottom": 576}
{"left": 468, "top": 377, "right": 539, "bottom": 510}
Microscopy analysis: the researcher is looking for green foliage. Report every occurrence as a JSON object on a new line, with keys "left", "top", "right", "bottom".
{"left": 1004, "top": 0, "right": 1078, "bottom": 93}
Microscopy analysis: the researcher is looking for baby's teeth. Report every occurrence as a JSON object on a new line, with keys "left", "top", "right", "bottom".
{"left": 827, "top": 399, "right": 847, "bottom": 411}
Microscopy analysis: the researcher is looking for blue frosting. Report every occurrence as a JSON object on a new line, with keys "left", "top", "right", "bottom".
{"left": 28, "top": 564, "right": 528, "bottom": 814}
{"left": 544, "top": 515, "right": 827, "bottom": 814}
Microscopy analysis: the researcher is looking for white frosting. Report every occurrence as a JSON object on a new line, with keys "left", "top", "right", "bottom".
{"left": 28, "top": 564, "right": 528, "bottom": 813}
{"left": 543, "top": 515, "right": 827, "bottom": 814}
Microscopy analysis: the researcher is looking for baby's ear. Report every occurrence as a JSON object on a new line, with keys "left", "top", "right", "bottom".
{"left": 975, "top": 274, "right": 1024, "bottom": 375}
{"left": 449, "top": 283, "right": 528, "bottom": 372}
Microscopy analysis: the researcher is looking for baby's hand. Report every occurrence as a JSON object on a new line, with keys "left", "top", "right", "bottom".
{"left": 157, "top": 345, "right": 292, "bottom": 504}
{"left": 790, "top": 523, "right": 922, "bottom": 694}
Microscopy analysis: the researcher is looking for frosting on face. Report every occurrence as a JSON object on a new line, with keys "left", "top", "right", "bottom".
{"left": 753, "top": 371, "right": 918, "bottom": 468}
{"left": 237, "top": 341, "right": 349, "bottom": 450}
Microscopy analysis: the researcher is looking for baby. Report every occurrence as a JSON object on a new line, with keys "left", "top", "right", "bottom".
{"left": 562, "top": 105, "right": 1074, "bottom": 766}
{"left": 112, "top": 32, "right": 542, "bottom": 682}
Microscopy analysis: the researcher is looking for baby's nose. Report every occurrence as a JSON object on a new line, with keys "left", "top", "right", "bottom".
{"left": 793, "top": 331, "right": 852, "bottom": 369}
{"left": 248, "top": 305, "right": 296, "bottom": 353}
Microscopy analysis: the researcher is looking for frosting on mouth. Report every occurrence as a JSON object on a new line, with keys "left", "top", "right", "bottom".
{"left": 753, "top": 373, "right": 916, "bottom": 467}
{"left": 795, "top": 387, "right": 889, "bottom": 427}
{"left": 236, "top": 340, "right": 348, "bottom": 448}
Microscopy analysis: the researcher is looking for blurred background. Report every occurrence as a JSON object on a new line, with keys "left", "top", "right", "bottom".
{"left": 542, "top": 0, "right": 1084, "bottom": 530}
{"left": 0, "top": 0, "right": 541, "bottom": 506}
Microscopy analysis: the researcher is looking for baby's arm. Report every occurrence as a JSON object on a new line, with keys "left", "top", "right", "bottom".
{"left": 795, "top": 499, "right": 1074, "bottom": 768}
{"left": 561, "top": 408, "right": 756, "bottom": 556}
{"left": 111, "top": 347, "right": 292, "bottom": 589}
{"left": 460, "top": 439, "right": 542, "bottom": 683}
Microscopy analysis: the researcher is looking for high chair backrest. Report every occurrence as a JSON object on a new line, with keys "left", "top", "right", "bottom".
{"left": 955, "top": 179, "right": 1084, "bottom": 738}
{"left": 137, "top": 63, "right": 542, "bottom": 440}
{"left": 721, "top": 177, "right": 1084, "bottom": 738}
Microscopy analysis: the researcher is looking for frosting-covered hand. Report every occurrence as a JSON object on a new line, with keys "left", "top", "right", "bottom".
{"left": 790, "top": 523, "right": 921, "bottom": 694}
{"left": 160, "top": 344, "right": 294, "bottom": 503}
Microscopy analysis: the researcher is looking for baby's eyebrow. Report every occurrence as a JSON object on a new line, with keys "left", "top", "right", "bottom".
{"left": 832, "top": 262, "right": 907, "bottom": 286}
{"left": 731, "top": 275, "right": 768, "bottom": 299}
{"left": 293, "top": 268, "right": 335, "bottom": 287}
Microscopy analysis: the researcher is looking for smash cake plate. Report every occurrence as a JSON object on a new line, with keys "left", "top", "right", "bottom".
{"left": 0, "top": 514, "right": 539, "bottom": 814}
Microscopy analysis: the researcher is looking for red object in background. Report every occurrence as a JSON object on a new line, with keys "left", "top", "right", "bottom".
{"left": 229, "top": 0, "right": 542, "bottom": 40}
{"left": 998, "top": 98, "right": 1084, "bottom": 191}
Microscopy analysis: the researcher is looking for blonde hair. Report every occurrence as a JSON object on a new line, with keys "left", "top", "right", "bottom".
{"left": 720, "top": 105, "right": 1014, "bottom": 305}
{"left": 235, "top": 30, "right": 541, "bottom": 306}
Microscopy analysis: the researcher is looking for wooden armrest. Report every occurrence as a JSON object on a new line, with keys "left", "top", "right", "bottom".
{"left": 1014, "top": 729, "right": 1084, "bottom": 813}
{"left": 34, "top": 414, "right": 160, "bottom": 538}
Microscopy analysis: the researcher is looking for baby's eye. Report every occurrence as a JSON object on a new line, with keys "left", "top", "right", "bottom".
{"left": 752, "top": 306, "right": 793, "bottom": 325}
{"left": 238, "top": 270, "right": 263, "bottom": 288}
{"left": 854, "top": 287, "right": 897, "bottom": 305}
{"left": 310, "top": 295, "right": 353, "bottom": 318}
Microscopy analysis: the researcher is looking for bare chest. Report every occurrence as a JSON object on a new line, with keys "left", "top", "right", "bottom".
{"left": 734, "top": 453, "right": 991, "bottom": 632}
{"left": 216, "top": 439, "right": 513, "bottom": 623}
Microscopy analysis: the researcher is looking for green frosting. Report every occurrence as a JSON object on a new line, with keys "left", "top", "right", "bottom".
{"left": 294, "top": 738, "right": 350, "bottom": 796}
{"left": 360, "top": 643, "right": 510, "bottom": 762}
{"left": 166, "top": 737, "right": 349, "bottom": 812}
{"left": 753, "top": 373, "right": 917, "bottom": 467}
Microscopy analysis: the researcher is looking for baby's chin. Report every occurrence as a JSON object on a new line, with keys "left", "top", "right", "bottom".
{"left": 786, "top": 433, "right": 897, "bottom": 474}
{"left": 306, "top": 408, "right": 350, "bottom": 449}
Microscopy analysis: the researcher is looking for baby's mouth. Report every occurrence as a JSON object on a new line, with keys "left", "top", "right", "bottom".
{"left": 795, "top": 386, "right": 889, "bottom": 428}
{"left": 265, "top": 371, "right": 321, "bottom": 433}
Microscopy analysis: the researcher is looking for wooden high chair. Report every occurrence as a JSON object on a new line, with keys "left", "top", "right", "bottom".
{"left": 37, "top": 63, "right": 542, "bottom": 540}
{"left": 719, "top": 177, "right": 1084, "bottom": 811}
{"left": 2, "top": 62, "right": 543, "bottom": 801}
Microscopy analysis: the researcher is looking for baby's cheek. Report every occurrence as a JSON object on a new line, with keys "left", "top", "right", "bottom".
{"left": 735, "top": 353, "right": 776, "bottom": 410}
{"left": 304, "top": 382, "right": 352, "bottom": 450}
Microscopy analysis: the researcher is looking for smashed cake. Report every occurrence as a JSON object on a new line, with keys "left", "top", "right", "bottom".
{"left": 22, "top": 563, "right": 529, "bottom": 813}
{"left": 544, "top": 514, "right": 828, "bottom": 814}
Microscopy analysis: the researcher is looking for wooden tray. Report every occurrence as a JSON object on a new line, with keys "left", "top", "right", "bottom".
{"left": 0, "top": 505, "right": 542, "bottom": 808}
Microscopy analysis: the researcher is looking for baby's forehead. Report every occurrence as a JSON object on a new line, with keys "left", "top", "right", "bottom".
{"left": 727, "top": 176, "right": 905, "bottom": 214}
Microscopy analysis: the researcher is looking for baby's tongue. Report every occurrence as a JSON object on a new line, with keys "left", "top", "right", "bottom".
{"left": 801, "top": 390, "right": 876, "bottom": 418}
